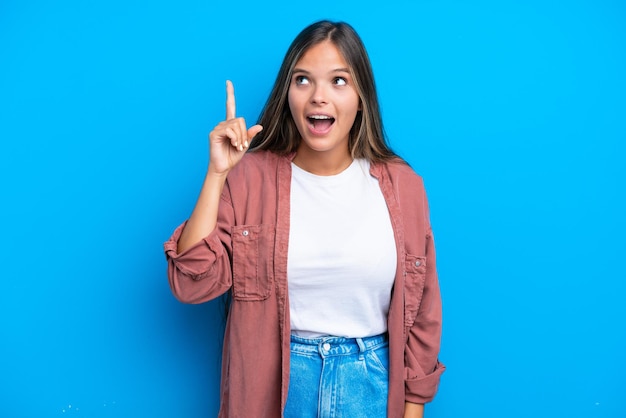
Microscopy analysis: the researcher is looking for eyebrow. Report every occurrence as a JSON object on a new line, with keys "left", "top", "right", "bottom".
{"left": 292, "top": 67, "right": 351, "bottom": 74}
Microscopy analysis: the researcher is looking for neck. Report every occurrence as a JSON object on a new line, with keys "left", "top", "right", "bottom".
{"left": 292, "top": 147, "right": 353, "bottom": 176}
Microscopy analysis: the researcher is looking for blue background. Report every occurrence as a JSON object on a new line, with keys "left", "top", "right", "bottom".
{"left": 1, "top": 0, "right": 625, "bottom": 417}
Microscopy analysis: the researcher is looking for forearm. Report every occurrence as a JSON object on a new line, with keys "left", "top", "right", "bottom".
{"left": 404, "top": 402, "right": 424, "bottom": 418}
{"left": 177, "top": 169, "right": 228, "bottom": 253}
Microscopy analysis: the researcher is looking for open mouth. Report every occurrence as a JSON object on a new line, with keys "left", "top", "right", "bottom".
{"left": 307, "top": 114, "right": 335, "bottom": 134}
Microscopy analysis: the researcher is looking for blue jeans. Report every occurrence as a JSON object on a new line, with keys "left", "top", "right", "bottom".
{"left": 284, "top": 333, "right": 389, "bottom": 418}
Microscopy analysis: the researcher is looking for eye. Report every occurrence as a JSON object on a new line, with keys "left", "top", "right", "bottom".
{"left": 333, "top": 77, "right": 347, "bottom": 86}
{"left": 295, "top": 75, "right": 309, "bottom": 85}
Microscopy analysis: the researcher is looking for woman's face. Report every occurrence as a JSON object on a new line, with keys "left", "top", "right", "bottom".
{"left": 288, "top": 40, "right": 360, "bottom": 170}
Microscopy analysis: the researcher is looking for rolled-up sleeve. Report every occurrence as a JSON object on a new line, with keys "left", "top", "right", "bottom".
{"left": 404, "top": 228, "right": 445, "bottom": 403}
{"left": 164, "top": 223, "right": 232, "bottom": 304}
{"left": 164, "top": 185, "right": 235, "bottom": 304}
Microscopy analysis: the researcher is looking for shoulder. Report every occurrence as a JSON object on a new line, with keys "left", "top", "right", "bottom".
{"left": 377, "top": 158, "right": 425, "bottom": 189}
{"left": 221, "top": 151, "right": 286, "bottom": 205}
{"left": 240, "top": 149, "right": 283, "bottom": 168}
{"left": 227, "top": 150, "right": 286, "bottom": 182}
{"left": 378, "top": 159, "right": 432, "bottom": 228}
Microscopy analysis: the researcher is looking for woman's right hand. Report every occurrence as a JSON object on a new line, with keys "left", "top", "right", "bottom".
{"left": 177, "top": 81, "right": 262, "bottom": 253}
{"left": 208, "top": 80, "right": 263, "bottom": 176}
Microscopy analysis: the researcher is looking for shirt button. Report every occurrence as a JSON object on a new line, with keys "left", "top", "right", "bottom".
{"left": 415, "top": 261, "right": 421, "bottom": 267}
{"left": 322, "top": 343, "right": 331, "bottom": 351}
{"left": 242, "top": 230, "right": 249, "bottom": 236}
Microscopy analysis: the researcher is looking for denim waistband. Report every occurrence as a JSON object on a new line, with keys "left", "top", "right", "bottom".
{"left": 289, "top": 333, "right": 388, "bottom": 357}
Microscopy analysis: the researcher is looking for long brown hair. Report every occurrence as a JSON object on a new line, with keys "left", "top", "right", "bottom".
{"left": 249, "top": 20, "right": 397, "bottom": 162}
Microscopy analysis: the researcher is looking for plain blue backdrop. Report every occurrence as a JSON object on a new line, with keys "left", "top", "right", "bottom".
{"left": 1, "top": 0, "right": 625, "bottom": 417}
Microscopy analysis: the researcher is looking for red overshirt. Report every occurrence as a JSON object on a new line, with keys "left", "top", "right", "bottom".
{"left": 164, "top": 150, "right": 445, "bottom": 417}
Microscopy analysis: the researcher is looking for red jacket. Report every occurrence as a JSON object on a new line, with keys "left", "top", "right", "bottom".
{"left": 164, "top": 150, "right": 445, "bottom": 417}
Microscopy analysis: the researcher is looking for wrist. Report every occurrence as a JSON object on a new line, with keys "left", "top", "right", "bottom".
{"left": 404, "top": 402, "right": 424, "bottom": 418}
{"left": 206, "top": 166, "right": 230, "bottom": 179}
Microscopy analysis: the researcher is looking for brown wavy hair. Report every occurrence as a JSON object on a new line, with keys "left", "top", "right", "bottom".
{"left": 249, "top": 20, "right": 397, "bottom": 162}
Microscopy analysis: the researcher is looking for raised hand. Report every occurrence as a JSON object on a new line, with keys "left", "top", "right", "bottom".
{"left": 207, "top": 80, "right": 263, "bottom": 176}
{"left": 177, "top": 81, "right": 263, "bottom": 252}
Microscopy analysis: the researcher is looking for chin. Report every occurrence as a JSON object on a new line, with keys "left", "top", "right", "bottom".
{"left": 301, "top": 138, "right": 338, "bottom": 153}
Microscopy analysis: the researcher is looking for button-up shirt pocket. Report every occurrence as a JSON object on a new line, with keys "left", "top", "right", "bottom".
{"left": 231, "top": 224, "right": 274, "bottom": 301}
{"left": 404, "top": 254, "right": 427, "bottom": 329}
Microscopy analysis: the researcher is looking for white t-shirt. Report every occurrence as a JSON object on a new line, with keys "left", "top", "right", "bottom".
{"left": 287, "top": 159, "right": 397, "bottom": 338}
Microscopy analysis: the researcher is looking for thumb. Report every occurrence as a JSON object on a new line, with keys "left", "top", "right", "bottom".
{"left": 247, "top": 124, "right": 263, "bottom": 140}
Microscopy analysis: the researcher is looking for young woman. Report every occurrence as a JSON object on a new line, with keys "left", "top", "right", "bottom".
{"left": 164, "top": 20, "right": 444, "bottom": 418}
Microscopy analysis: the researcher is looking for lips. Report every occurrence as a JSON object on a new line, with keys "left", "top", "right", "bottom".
{"left": 307, "top": 114, "right": 335, "bottom": 135}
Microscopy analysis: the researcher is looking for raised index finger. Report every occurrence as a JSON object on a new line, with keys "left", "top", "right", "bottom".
{"left": 226, "top": 80, "right": 236, "bottom": 120}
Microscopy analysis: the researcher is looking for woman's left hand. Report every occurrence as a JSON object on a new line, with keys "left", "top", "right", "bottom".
{"left": 404, "top": 402, "right": 424, "bottom": 418}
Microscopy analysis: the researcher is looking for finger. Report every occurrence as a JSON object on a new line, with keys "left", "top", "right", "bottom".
{"left": 232, "top": 119, "right": 246, "bottom": 148}
{"left": 226, "top": 80, "right": 236, "bottom": 120}
{"left": 247, "top": 124, "right": 263, "bottom": 143}
{"left": 236, "top": 117, "right": 248, "bottom": 148}
{"left": 225, "top": 127, "right": 240, "bottom": 148}
{"left": 211, "top": 122, "right": 238, "bottom": 145}
{"left": 227, "top": 122, "right": 246, "bottom": 151}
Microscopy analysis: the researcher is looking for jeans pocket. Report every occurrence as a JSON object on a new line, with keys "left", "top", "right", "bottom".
{"left": 368, "top": 344, "right": 390, "bottom": 373}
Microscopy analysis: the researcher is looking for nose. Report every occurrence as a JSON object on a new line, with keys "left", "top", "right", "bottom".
{"left": 310, "top": 83, "right": 328, "bottom": 105}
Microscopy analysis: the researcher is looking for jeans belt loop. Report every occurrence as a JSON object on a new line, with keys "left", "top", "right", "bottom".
{"left": 356, "top": 338, "right": 366, "bottom": 360}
